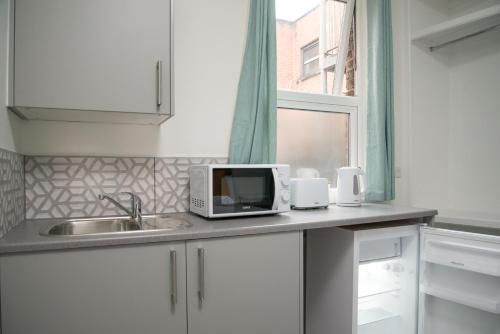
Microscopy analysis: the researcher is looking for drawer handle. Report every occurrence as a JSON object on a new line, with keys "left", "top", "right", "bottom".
{"left": 198, "top": 247, "right": 205, "bottom": 304}
{"left": 170, "top": 250, "right": 177, "bottom": 305}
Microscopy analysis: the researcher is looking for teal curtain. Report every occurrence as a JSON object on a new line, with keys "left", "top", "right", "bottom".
{"left": 365, "top": 0, "right": 395, "bottom": 201}
{"left": 228, "top": 0, "right": 277, "bottom": 164}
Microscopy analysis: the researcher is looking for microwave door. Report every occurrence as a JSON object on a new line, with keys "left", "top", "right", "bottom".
{"left": 212, "top": 168, "right": 275, "bottom": 215}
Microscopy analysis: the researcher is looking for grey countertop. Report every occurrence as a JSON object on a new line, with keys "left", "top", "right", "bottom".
{"left": 0, "top": 204, "right": 437, "bottom": 254}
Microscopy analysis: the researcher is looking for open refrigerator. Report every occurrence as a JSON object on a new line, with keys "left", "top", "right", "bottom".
{"left": 306, "top": 222, "right": 500, "bottom": 334}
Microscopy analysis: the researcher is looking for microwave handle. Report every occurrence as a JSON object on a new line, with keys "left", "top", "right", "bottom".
{"left": 271, "top": 168, "right": 280, "bottom": 210}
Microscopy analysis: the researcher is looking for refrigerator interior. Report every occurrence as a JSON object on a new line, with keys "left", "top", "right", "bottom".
{"left": 357, "top": 233, "right": 418, "bottom": 334}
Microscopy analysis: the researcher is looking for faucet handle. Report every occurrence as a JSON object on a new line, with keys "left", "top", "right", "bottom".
{"left": 116, "top": 191, "right": 135, "bottom": 199}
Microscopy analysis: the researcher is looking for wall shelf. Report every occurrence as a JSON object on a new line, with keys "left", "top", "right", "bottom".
{"left": 412, "top": 4, "right": 500, "bottom": 51}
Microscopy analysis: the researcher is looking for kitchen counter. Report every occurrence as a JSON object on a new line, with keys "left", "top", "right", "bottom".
{"left": 0, "top": 204, "right": 437, "bottom": 254}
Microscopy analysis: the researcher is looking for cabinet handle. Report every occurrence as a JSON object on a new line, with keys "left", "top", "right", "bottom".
{"left": 170, "top": 250, "right": 177, "bottom": 305}
{"left": 157, "top": 60, "right": 163, "bottom": 107}
{"left": 198, "top": 247, "right": 205, "bottom": 303}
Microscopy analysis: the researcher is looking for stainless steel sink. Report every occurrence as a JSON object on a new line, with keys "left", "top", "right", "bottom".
{"left": 41, "top": 218, "right": 141, "bottom": 236}
{"left": 40, "top": 215, "right": 192, "bottom": 237}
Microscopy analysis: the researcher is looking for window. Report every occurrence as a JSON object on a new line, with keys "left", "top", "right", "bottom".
{"left": 301, "top": 40, "right": 320, "bottom": 79}
{"left": 277, "top": 91, "right": 358, "bottom": 184}
{"left": 275, "top": 0, "right": 360, "bottom": 185}
{"left": 277, "top": 107, "right": 349, "bottom": 184}
{"left": 276, "top": 0, "right": 357, "bottom": 96}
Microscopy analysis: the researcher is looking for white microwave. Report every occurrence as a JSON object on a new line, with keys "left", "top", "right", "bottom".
{"left": 189, "top": 164, "right": 291, "bottom": 218}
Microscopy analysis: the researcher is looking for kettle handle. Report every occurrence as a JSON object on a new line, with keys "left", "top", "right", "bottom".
{"left": 358, "top": 168, "right": 366, "bottom": 198}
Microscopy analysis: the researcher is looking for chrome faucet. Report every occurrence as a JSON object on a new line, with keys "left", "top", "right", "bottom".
{"left": 98, "top": 192, "right": 142, "bottom": 225}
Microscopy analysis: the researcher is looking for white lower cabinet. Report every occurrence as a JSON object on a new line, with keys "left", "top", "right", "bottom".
{"left": 0, "top": 231, "right": 303, "bottom": 334}
{"left": 0, "top": 242, "right": 187, "bottom": 334}
{"left": 186, "top": 231, "right": 303, "bottom": 334}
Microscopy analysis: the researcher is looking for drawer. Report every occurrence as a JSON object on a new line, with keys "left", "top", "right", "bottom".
{"left": 359, "top": 237, "right": 401, "bottom": 263}
{"left": 422, "top": 230, "right": 500, "bottom": 276}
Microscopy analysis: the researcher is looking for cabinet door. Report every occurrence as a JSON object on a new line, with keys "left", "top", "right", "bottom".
{"left": 14, "top": 0, "right": 171, "bottom": 114}
{"left": 0, "top": 242, "right": 186, "bottom": 334}
{"left": 186, "top": 231, "right": 303, "bottom": 334}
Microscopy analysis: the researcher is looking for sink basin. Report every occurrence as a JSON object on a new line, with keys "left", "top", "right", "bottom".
{"left": 40, "top": 215, "right": 192, "bottom": 237}
{"left": 41, "top": 218, "right": 142, "bottom": 236}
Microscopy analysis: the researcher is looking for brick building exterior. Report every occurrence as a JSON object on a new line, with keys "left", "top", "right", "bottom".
{"left": 276, "top": 4, "right": 355, "bottom": 96}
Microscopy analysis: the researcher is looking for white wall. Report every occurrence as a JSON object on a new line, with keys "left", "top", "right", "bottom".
{"left": 16, "top": 0, "right": 250, "bottom": 157}
{"left": 446, "top": 30, "right": 500, "bottom": 215}
{"left": 391, "top": 0, "right": 411, "bottom": 206}
{"left": 0, "top": 0, "right": 21, "bottom": 152}
{"left": 405, "top": 0, "right": 500, "bottom": 221}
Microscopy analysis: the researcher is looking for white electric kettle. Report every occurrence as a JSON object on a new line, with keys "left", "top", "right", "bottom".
{"left": 336, "top": 167, "right": 365, "bottom": 207}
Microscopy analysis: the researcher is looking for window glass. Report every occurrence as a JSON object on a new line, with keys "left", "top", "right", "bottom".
{"left": 276, "top": 108, "right": 350, "bottom": 184}
{"left": 276, "top": 0, "right": 355, "bottom": 96}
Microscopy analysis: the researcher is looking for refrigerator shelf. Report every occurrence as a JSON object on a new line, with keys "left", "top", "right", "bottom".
{"left": 421, "top": 284, "right": 500, "bottom": 314}
{"left": 358, "top": 306, "right": 399, "bottom": 326}
{"left": 423, "top": 231, "right": 500, "bottom": 277}
{"left": 358, "top": 288, "right": 401, "bottom": 299}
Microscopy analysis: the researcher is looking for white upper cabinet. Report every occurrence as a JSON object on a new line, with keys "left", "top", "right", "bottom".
{"left": 10, "top": 0, "right": 173, "bottom": 124}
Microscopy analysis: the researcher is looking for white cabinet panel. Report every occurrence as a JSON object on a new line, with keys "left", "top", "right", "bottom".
{"left": 13, "top": 0, "right": 171, "bottom": 121}
{"left": 186, "top": 231, "right": 303, "bottom": 334}
{"left": 0, "top": 242, "right": 186, "bottom": 334}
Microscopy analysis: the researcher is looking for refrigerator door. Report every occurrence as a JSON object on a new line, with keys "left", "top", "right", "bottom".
{"left": 418, "top": 227, "right": 500, "bottom": 334}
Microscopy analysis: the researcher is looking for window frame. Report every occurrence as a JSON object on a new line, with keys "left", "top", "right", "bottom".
{"left": 277, "top": 90, "right": 359, "bottom": 168}
{"left": 300, "top": 39, "right": 320, "bottom": 80}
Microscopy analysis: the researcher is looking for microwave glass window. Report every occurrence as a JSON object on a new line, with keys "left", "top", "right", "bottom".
{"left": 212, "top": 168, "right": 275, "bottom": 214}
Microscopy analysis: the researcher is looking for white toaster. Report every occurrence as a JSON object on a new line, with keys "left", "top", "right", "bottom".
{"left": 290, "top": 178, "right": 329, "bottom": 209}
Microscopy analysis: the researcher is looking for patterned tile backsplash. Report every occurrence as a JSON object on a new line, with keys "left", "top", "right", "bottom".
{"left": 155, "top": 157, "right": 227, "bottom": 213}
{"left": 0, "top": 148, "right": 24, "bottom": 237}
{"left": 25, "top": 157, "right": 155, "bottom": 219}
{"left": 24, "top": 156, "right": 227, "bottom": 219}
